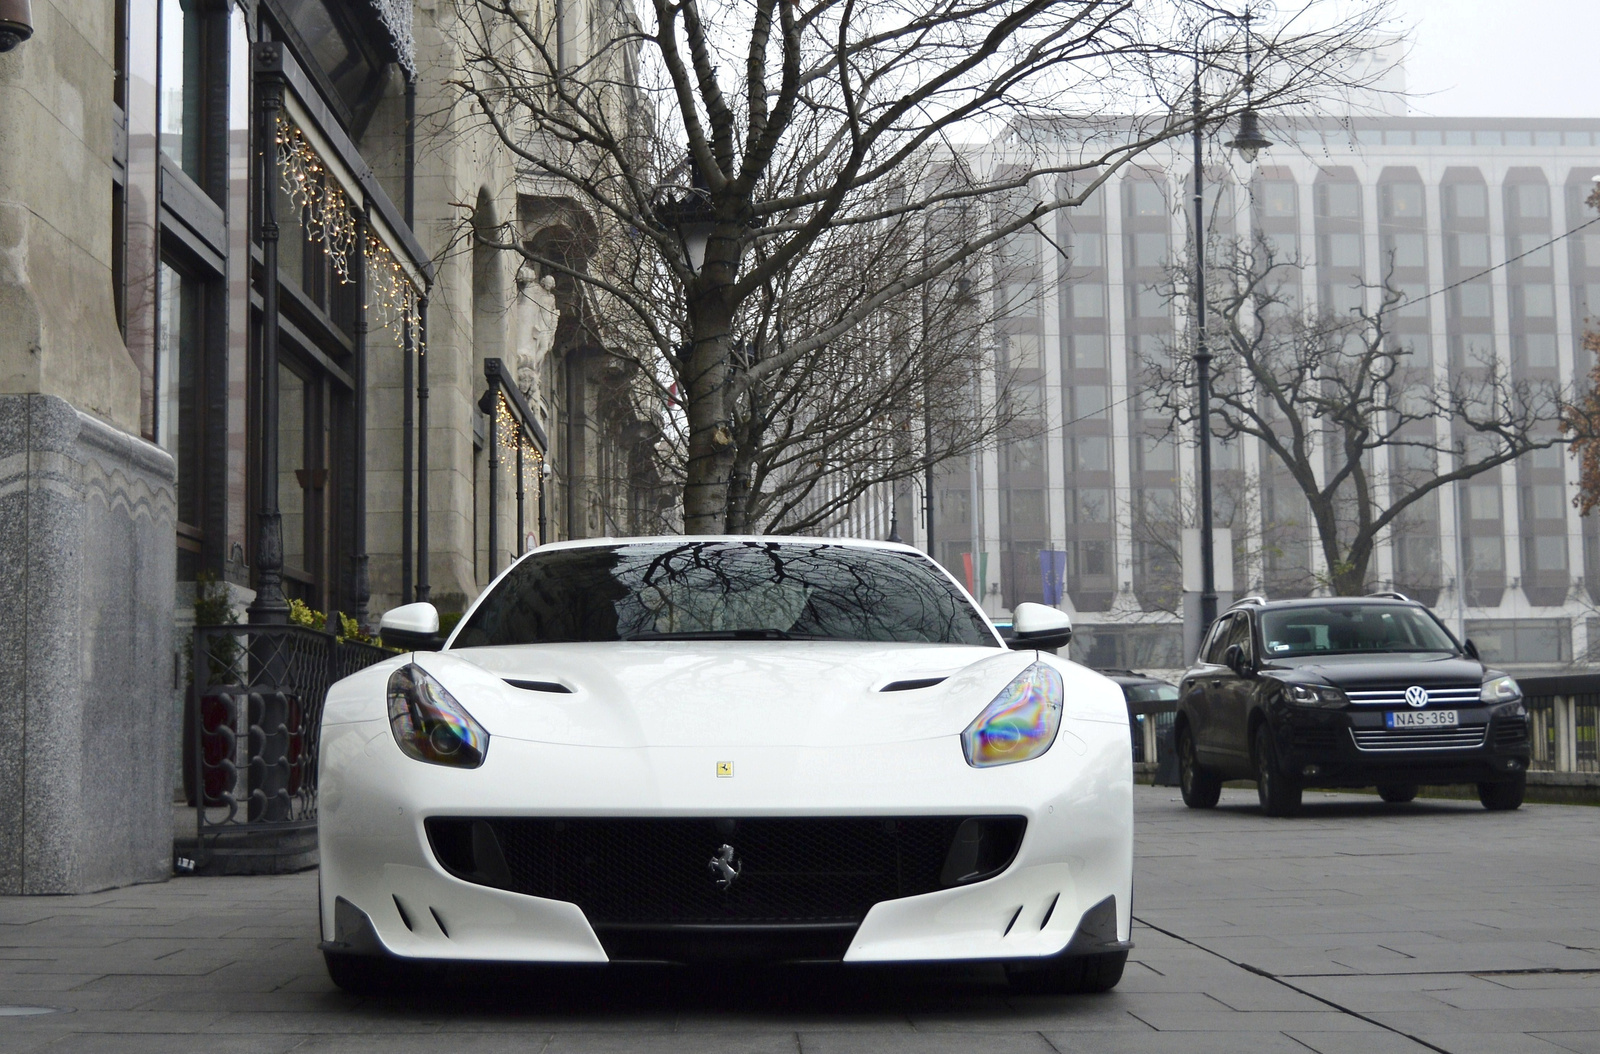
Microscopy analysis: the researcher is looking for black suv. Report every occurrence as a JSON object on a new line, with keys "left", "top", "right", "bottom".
{"left": 1175, "top": 594, "right": 1531, "bottom": 816}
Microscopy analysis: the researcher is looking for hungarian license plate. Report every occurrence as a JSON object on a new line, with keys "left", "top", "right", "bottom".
{"left": 1386, "top": 709, "right": 1459, "bottom": 729}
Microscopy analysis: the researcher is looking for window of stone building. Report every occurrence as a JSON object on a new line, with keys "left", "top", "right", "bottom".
{"left": 1261, "top": 182, "right": 1297, "bottom": 218}
{"left": 159, "top": 0, "right": 206, "bottom": 180}
{"left": 156, "top": 259, "right": 205, "bottom": 572}
{"left": 1467, "top": 535, "right": 1504, "bottom": 572}
{"left": 1451, "top": 234, "right": 1491, "bottom": 269}
{"left": 1317, "top": 182, "right": 1360, "bottom": 218}
{"left": 1513, "top": 183, "right": 1550, "bottom": 219}
{"left": 1466, "top": 619, "right": 1571, "bottom": 664}
{"left": 1128, "top": 182, "right": 1166, "bottom": 217}
{"left": 1070, "top": 334, "right": 1107, "bottom": 370}
{"left": 1074, "top": 435, "right": 1110, "bottom": 473}
{"left": 1385, "top": 232, "right": 1426, "bottom": 268}
{"left": 1382, "top": 183, "right": 1424, "bottom": 219}
{"left": 1447, "top": 183, "right": 1488, "bottom": 219}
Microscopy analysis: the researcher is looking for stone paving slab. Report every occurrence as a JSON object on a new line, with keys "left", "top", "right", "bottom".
{"left": 0, "top": 785, "right": 1596, "bottom": 1052}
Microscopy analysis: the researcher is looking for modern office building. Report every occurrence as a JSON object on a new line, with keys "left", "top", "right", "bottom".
{"left": 895, "top": 113, "right": 1600, "bottom": 680}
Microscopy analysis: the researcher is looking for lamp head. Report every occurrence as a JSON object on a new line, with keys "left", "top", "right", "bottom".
{"left": 0, "top": 0, "right": 33, "bottom": 52}
{"left": 1227, "top": 109, "right": 1272, "bottom": 163}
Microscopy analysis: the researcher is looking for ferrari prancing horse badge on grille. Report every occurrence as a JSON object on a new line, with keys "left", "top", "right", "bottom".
{"left": 716, "top": 761, "right": 734, "bottom": 777}
{"left": 709, "top": 844, "right": 741, "bottom": 889}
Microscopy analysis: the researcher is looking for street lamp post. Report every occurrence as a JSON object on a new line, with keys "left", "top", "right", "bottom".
{"left": 1191, "top": 14, "right": 1270, "bottom": 638}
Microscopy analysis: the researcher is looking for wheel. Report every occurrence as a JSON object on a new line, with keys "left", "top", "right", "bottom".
{"left": 1377, "top": 783, "right": 1418, "bottom": 804}
{"left": 324, "top": 951, "right": 391, "bottom": 996}
{"left": 1006, "top": 950, "right": 1128, "bottom": 994}
{"left": 1254, "top": 724, "right": 1302, "bottom": 817}
{"left": 1478, "top": 774, "right": 1525, "bottom": 811}
{"left": 1177, "top": 726, "right": 1222, "bottom": 809}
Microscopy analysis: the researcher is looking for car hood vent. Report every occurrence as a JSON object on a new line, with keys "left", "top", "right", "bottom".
{"left": 504, "top": 678, "right": 572, "bottom": 694}
{"left": 880, "top": 677, "right": 948, "bottom": 692}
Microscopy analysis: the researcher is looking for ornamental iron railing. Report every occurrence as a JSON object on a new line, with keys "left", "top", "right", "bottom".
{"left": 187, "top": 624, "right": 388, "bottom": 872}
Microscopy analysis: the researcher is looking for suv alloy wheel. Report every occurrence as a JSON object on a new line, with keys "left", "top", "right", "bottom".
{"left": 1178, "top": 726, "right": 1222, "bottom": 809}
{"left": 1254, "top": 724, "right": 1302, "bottom": 817}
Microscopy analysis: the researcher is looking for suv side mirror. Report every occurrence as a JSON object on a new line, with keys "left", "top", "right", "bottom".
{"left": 380, "top": 602, "right": 442, "bottom": 651}
{"left": 1463, "top": 638, "right": 1480, "bottom": 661}
{"left": 1008, "top": 602, "right": 1072, "bottom": 652}
{"left": 1224, "top": 643, "right": 1252, "bottom": 677}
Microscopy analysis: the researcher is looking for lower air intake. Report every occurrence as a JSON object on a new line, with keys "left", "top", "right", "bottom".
{"left": 426, "top": 816, "right": 1024, "bottom": 925}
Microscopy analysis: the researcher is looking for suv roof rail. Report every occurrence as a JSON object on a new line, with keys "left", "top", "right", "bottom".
{"left": 1366, "top": 590, "right": 1412, "bottom": 602}
{"left": 1228, "top": 595, "right": 1267, "bottom": 608}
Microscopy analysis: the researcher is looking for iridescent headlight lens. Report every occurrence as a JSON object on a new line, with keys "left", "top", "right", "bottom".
{"left": 387, "top": 663, "right": 489, "bottom": 768}
{"left": 961, "top": 662, "right": 1064, "bottom": 768}
{"left": 1481, "top": 675, "right": 1521, "bottom": 703}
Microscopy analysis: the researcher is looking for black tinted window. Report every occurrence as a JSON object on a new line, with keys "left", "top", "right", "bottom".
{"left": 1261, "top": 605, "right": 1456, "bottom": 657}
{"left": 452, "top": 541, "right": 999, "bottom": 648}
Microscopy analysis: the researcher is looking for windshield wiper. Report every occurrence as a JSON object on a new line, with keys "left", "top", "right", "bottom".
{"left": 623, "top": 628, "right": 829, "bottom": 642}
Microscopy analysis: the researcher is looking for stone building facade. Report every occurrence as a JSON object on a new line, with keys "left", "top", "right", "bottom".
{"left": 0, "top": 0, "right": 663, "bottom": 894}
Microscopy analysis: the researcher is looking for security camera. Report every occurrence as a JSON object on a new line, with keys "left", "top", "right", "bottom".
{"left": 0, "top": 0, "right": 33, "bottom": 53}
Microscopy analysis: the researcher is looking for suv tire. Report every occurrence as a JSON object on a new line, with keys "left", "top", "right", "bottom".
{"left": 1178, "top": 726, "right": 1222, "bottom": 809}
{"left": 1377, "top": 783, "right": 1418, "bottom": 804}
{"left": 1254, "top": 724, "right": 1302, "bottom": 817}
{"left": 1478, "top": 775, "right": 1525, "bottom": 812}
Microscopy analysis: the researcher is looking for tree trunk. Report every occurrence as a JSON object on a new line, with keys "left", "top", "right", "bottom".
{"left": 682, "top": 292, "right": 736, "bottom": 534}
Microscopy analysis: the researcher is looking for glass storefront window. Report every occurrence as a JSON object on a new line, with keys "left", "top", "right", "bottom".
{"left": 156, "top": 260, "right": 202, "bottom": 529}
{"left": 158, "top": 0, "right": 204, "bottom": 180}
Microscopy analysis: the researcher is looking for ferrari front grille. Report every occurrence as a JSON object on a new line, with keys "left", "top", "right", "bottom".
{"left": 425, "top": 815, "right": 1024, "bottom": 925}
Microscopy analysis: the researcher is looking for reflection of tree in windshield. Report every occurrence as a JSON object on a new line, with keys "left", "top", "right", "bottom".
{"left": 1260, "top": 606, "right": 1457, "bottom": 657}
{"left": 452, "top": 542, "right": 998, "bottom": 647}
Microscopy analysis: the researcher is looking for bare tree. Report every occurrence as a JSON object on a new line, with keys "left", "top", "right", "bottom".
{"left": 1147, "top": 240, "right": 1574, "bottom": 596}
{"left": 453, "top": 0, "right": 1396, "bottom": 532}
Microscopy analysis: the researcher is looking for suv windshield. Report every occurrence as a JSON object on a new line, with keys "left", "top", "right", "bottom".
{"left": 1260, "top": 605, "right": 1458, "bottom": 658}
{"left": 451, "top": 541, "right": 999, "bottom": 648}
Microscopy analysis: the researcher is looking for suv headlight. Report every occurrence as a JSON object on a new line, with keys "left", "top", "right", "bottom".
{"left": 962, "top": 662, "right": 1063, "bottom": 768}
{"left": 387, "top": 663, "right": 490, "bottom": 768}
{"left": 1481, "top": 675, "right": 1521, "bottom": 704}
{"left": 1285, "top": 683, "right": 1348, "bottom": 708}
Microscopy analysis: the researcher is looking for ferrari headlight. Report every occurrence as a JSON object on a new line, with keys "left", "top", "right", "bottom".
{"left": 387, "top": 663, "right": 489, "bottom": 768}
{"left": 1285, "top": 683, "right": 1348, "bottom": 708}
{"left": 1481, "top": 675, "right": 1521, "bottom": 703}
{"left": 961, "top": 662, "right": 1063, "bottom": 768}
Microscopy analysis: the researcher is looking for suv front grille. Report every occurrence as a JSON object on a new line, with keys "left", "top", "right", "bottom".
{"left": 1351, "top": 726, "right": 1487, "bottom": 752}
{"left": 1344, "top": 684, "right": 1480, "bottom": 707}
{"left": 426, "top": 816, "right": 1023, "bottom": 924}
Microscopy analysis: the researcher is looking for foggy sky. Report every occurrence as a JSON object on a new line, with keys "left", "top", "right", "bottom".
{"left": 1401, "top": 0, "right": 1599, "bottom": 117}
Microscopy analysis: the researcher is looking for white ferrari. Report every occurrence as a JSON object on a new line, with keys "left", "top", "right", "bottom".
{"left": 316, "top": 537, "right": 1133, "bottom": 993}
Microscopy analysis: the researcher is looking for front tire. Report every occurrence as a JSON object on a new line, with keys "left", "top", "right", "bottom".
{"left": 1178, "top": 727, "right": 1222, "bottom": 809}
{"left": 1479, "top": 775, "right": 1525, "bottom": 811}
{"left": 1254, "top": 724, "right": 1302, "bottom": 818}
{"left": 1006, "top": 950, "right": 1128, "bottom": 995}
{"left": 1377, "top": 783, "right": 1418, "bottom": 804}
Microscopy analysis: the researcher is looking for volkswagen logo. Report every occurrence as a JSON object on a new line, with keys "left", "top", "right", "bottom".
{"left": 708, "top": 844, "right": 741, "bottom": 890}
{"left": 1405, "top": 685, "right": 1430, "bottom": 708}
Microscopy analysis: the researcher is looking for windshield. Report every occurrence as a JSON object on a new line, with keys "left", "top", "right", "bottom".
{"left": 1260, "top": 605, "right": 1458, "bottom": 658}
{"left": 1125, "top": 684, "right": 1179, "bottom": 704}
{"left": 451, "top": 541, "right": 999, "bottom": 648}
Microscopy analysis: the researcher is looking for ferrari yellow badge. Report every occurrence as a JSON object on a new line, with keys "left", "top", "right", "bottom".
{"left": 716, "top": 761, "right": 734, "bottom": 778}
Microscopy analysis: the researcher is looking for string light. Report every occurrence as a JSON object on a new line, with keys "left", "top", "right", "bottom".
{"left": 493, "top": 392, "right": 545, "bottom": 499}
{"left": 275, "top": 114, "right": 421, "bottom": 346}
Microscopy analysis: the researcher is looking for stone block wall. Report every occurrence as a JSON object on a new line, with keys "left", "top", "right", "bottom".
{"left": 0, "top": 394, "right": 176, "bottom": 893}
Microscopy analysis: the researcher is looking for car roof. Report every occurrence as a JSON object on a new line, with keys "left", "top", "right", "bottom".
{"left": 516, "top": 535, "right": 927, "bottom": 556}
{"left": 1228, "top": 596, "right": 1425, "bottom": 614}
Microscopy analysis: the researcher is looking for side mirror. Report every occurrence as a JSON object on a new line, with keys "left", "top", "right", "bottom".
{"left": 380, "top": 602, "right": 442, "bottom": 652}
{"left": 1008, "top": 602, "right": 1072, "bottom": 652}
{"left": 1224, "top": 643, "right": 1252, "bottom": 677}
{"left": 1463, "top": 638, "right": 1480, "bottom": 661}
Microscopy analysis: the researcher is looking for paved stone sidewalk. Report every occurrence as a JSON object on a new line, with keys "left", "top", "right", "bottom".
{"left": 2, "top": 786, "right": 1597, "bottom": 1053}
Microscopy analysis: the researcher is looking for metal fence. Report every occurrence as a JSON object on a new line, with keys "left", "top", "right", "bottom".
{"left": 187, "top": 624, "right": 388, "bottom": 872}
{"left": 1521, "top": 694, "right": 1600, "bottom": 776}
